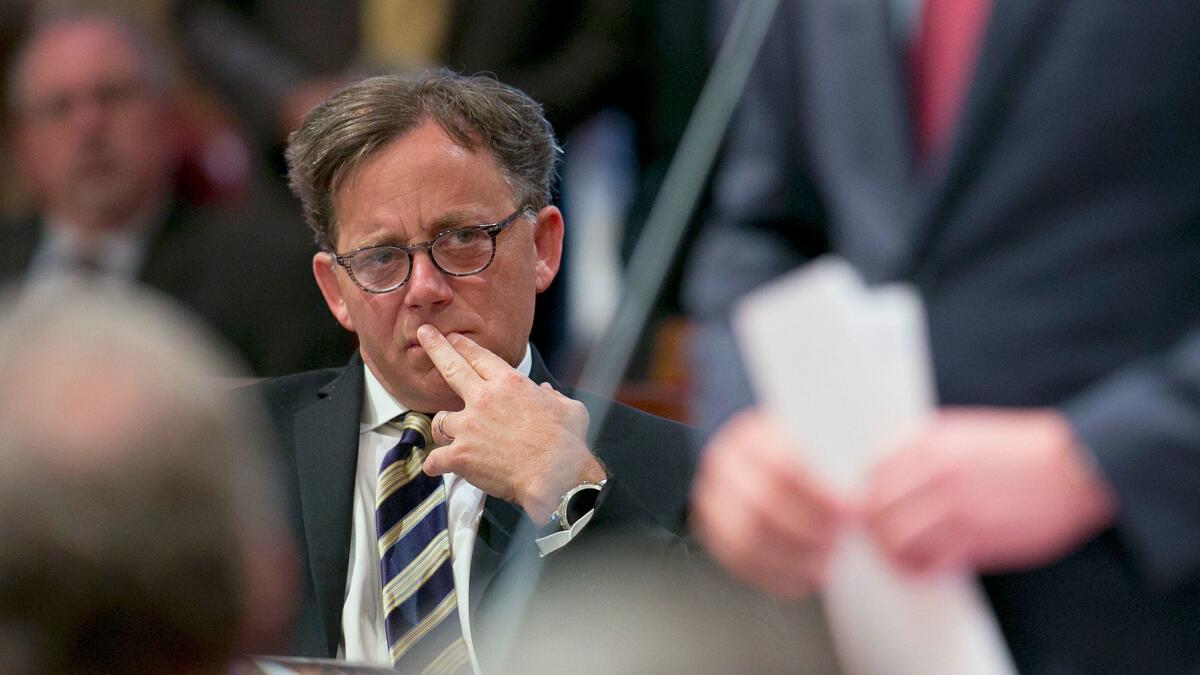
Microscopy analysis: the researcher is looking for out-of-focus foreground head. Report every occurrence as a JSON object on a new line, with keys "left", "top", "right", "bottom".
{"left": 0, "top": 283, "right": 295, "bottom": 674}
{"left": 6, "top": 11, "right": 177, "bottom": 235}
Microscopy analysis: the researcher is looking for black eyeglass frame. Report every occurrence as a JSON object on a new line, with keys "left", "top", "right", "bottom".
{"left": 332, "top": 207, "right": 532, "bottom": 294}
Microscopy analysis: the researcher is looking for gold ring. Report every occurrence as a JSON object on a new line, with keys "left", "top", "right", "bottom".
{"left": 438, "top": 412, "right": 454, "bottom": 441}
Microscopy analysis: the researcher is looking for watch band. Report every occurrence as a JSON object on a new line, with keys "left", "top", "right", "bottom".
{"left": 553, "top": 479, "right": 607, "bottom": 530}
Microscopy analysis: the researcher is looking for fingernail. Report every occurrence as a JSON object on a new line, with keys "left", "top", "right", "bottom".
{"left": 417, "top": 324, "right": 436, "bottom": 341}
{"left": 447, "top": 332, "right": 463, "bottom": 344}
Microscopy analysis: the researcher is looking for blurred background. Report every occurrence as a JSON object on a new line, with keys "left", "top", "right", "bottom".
{"left": 0, "top": 0, "right": 720, "bottom": 422}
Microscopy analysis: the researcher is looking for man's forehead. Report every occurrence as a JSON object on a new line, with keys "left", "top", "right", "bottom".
{"left": 20, "top": 21, "right": 145, "bottom": 90}
{"left": 332, "top": 125, "right": 515, "bottom": 245}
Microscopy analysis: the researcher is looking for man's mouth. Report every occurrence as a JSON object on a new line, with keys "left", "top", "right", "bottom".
{"left": 406, "top": 330, "right": 468, "bottom": 350}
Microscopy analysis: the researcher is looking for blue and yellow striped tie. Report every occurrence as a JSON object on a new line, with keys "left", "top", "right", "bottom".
{"left": 376, "top": 412, "right": 470, "bottom": 673}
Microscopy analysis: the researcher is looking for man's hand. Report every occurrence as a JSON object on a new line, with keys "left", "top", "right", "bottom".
{"left": 416, "top": 325, "right": 604, "bottom": 524}
{"left": 863, "top": 408, "right": 1118, "bottom": 574}
{"left": 691, "top": 408, "right": 847, "bottom": 600}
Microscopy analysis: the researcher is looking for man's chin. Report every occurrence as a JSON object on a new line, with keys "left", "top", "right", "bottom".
{"left": 70, "top": 189, "right": 142, "bottom": 228}
{"left": 389, "top": 370, "right": 464, "bottom": 414}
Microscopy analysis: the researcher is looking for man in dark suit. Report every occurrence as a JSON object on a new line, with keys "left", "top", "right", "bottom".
{"left": 0, "top": 13, "right": 347, "bottom": 376}
{"left": 256, "top": 70, "right": 830, "bottom": 673}
{"left": 687, "top": 2, "right": 1200, "bottom": 673}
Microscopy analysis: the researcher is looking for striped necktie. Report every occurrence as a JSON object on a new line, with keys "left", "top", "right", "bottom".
{"left": 376, "top": 411, "right": 470, "bottom": 673}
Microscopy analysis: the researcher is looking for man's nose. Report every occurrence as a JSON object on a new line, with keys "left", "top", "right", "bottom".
{"left": 67, "top": 96, "right": 107, "bottom": 135}
{"left": 402, "top": 251, "right": 453, "bottom": 309}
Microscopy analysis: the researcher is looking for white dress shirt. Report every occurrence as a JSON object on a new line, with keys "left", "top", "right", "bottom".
{"left": 339, "top": 345, "right": 593, "bottom": 670}
{"left": 27, "top": 207, "right": 163, "bottom": 283}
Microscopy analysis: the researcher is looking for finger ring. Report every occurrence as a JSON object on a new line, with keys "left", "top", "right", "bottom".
{"left": 438, "top": 412, "right": 454, "bottom": 441}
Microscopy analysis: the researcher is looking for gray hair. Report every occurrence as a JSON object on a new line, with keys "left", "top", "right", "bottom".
{"left": 0, "top": 282, "right": 283, "bottom": 674}
{"left": 285, "top": 69, "right": 562, "bottom": 251}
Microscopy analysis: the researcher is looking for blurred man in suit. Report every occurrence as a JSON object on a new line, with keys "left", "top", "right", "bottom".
{"left": 0, "top": 284, "right": 295, "bottom": 674}
{"left": 0, "top": 12, "right": 348, "bottom": 376}
{"left": 687, "top": 2, "right": 1200, "bottom": 673}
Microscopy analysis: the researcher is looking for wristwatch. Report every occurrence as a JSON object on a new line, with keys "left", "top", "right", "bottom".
{"left": 552, "top": 479, "right": 607, "bottom": 530}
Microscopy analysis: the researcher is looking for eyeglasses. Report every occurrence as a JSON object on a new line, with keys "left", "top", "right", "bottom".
{"left": 332, "top": 207, "right": 531, "bottom": 293}
{"left": 22, "top": 78, "right": 151, "bottom": 126}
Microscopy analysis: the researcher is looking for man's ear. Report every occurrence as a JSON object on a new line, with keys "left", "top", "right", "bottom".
{"left": 312, "top": 252, "right": 355, "bottom": 332}
{"left": 531, "top": 206, "right": 564, "bottom": 293}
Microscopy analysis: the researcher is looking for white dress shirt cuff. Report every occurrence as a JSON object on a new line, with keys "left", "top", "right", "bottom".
{"left": 535, "top": 508, "right": 597, "bottom": 557}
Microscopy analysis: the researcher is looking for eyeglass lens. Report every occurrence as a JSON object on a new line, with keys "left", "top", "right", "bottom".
{"left": 350, "top": 226, "right": 496, "bottom": 291}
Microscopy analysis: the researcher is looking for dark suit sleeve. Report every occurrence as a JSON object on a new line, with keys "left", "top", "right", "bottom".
{"left": 1066, "top": 327, "right": 1200, "bottom": 590}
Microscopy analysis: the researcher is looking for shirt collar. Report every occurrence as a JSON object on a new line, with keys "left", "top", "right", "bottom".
{"left": 359, "top": 343, "right": 533, "bottom": 433}
{"left": 34, "top": 202, "right": 166, "bottom": 280}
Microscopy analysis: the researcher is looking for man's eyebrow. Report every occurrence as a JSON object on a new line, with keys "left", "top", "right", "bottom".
{"left": 349, "top": 210, "right": 496, "bottom": 249}
{"left": 427, "top": 210, "right": 496, "bottom": 234}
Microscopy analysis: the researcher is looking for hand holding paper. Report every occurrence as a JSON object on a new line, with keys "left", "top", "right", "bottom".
{"left": 691, "top": 408, "right": 846, "bottom": 599}
{"left": 701, "top": 256, "right": 1019, "bottom": 675}
{"left": 864, "top": 407, "right": 1117, "bottom": 574}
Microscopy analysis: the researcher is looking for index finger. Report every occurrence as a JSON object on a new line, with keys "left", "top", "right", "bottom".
{"left": 444, "top": 332, "right": 519, "bottom": 381}
{"left": 416, "top": 324, "right": 481, "bottom": 398}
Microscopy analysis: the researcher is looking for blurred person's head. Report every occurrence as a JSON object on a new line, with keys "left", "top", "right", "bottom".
{"left": 7, "top": 13, "right": 178, "bottom": 238}
{"left": 0, "top": 283, "right": 294, "bottom": 674}
{"left": 286, "top": 70, "right": 563, "bottom": 413}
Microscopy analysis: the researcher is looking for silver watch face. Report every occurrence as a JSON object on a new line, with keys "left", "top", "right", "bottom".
{"left": 556, "top": 482, "right": 603, "bottom": 530}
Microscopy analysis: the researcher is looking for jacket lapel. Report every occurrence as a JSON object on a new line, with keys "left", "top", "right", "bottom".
{"left": 468, "top": 496, "right": 525, "bottom": 622}
{"left": 905, "top": 0, "right": 1064, "bottom": 272}
{"left": 293, "top": 359, "right": 364, "bottom": 655}
{"left": 799, "top": 0, "right": 920, "bottom": 282}
{"left": 137, "top": 205, "right": 192, "bottom": 292}
{"left": 0, "top": 218, "right": 41, "bottom": 283}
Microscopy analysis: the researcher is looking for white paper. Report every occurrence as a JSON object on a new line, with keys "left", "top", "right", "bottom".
{"left": 734, "top": 256, "right": 1016, "bottom": 675}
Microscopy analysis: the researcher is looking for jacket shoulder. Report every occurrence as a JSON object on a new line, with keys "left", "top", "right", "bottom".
{"left": 0, "top": 218, "right": 41, "bottom": 282}
{"left": 244, "top": 367, "right": 343, "bottom": 418}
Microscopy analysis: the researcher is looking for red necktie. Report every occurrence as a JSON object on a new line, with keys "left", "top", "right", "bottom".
{"left": 910, "top": 0, "right": 993, "bottom": 162}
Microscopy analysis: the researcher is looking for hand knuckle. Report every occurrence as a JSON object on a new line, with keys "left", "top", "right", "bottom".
{"left": 439, "top": 444, "right": 464, "bottom": 468}
{"left": 456, "top": 415, "right": 480, "bottom": 436}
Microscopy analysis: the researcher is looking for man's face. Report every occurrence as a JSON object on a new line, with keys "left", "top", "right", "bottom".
{"left": 313, "top": 120, "right": 563, "bottom": 413}
{"left": 13, "top": 20, "right": 175, "bottom": 232}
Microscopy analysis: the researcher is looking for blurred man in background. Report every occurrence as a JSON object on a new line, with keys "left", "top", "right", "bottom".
{"left": 0, "top": 283, "right": 295, "bottom": 674}
{"left": 0, "top": 11, "right": 349, "bottom": 376}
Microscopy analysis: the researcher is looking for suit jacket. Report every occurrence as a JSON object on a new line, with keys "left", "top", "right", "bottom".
{"left": 253, "top": 351, "right": 836, "bottom": 673}
{"left": 684, "top": 2, "right": 1200, "bottom": 673}
{"left": 0, "top": 200, "right": 349, "bottom": 376}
